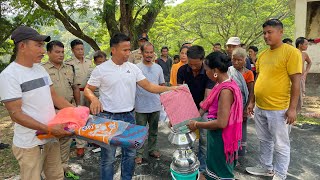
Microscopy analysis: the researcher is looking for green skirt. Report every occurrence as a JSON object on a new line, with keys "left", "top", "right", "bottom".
{"left": 206, "top": 123, "right": 237, "bottom": 179}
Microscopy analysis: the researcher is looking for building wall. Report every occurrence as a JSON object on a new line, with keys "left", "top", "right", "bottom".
{"left": 294, "top": 0, "right": 320, "bottom": 73}
{"left": 306, "top": 73, "right": 320, "bottom": 96}
{"left": 306, "top": 44, "right": 320, "bottom": 73}
{"left": 306, "top": 1, "right": 320, "bottom": 73}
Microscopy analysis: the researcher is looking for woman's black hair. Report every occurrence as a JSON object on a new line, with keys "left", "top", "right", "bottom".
{"left": 180, "top": 45, "right": 189, "bottom": 52}
{"left": 204, "top": 51, "right": 229, "bottom": 73}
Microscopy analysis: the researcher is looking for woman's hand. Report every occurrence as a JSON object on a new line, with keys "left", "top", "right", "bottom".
{"left": 187, "top": 120, "right": 198, "bottom": 131}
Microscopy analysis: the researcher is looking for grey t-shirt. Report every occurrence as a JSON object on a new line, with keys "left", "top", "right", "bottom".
{"left": 135, "top": 62, "right": 165, "bottom": 113}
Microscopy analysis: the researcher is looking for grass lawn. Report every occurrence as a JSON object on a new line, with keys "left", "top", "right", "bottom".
{"left": 0, "top": 108, "right": 19, "bottom": 179}
{"left": 296, "top": 114, "right": 320, "bottom": 126}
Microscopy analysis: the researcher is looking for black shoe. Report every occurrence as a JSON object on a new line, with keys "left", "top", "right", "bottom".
{"left": 0, "top": 143, "right": 9, "bottom": 149}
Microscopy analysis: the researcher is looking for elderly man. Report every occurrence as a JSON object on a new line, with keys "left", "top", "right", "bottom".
{"left": 0, "top": 26, "right": 72, "bottom": 180}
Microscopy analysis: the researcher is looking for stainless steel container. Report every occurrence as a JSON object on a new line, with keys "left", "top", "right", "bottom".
{"left": 168, "top": 129, "right": 200, "bottom": 175}
{"left": 170, "top": 148, "right": 200, "bottom": 174}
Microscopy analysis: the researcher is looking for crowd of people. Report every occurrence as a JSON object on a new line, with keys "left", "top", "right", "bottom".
{"left": 0, "top": 18, "right": 315, "bottom": 180}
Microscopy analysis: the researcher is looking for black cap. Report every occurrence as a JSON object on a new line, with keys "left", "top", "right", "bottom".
{"left": 138, "top": 33, "right": 149, "bottom": 41}
{"left": 11, "top": 26, "right": 51, "bottom": 44}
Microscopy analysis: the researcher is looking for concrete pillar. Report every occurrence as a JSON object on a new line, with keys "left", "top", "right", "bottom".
{"left": 295, "top": 0, "right": 307, "bottom": 39}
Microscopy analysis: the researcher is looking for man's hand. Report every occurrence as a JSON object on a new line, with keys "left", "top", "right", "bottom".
{"left": 285, "top": 108, "right": 297, "bottom": 125}
{"left": 169, "top": 86, "right": 179, "bottom": 91}
{"left": 247, "top": 102, "right": 255, "bottom": 116}
{"left": 301, "top": 72, "right": 306, "bottom": 80}
{"left": 90, "top": 97, "right": 103, "bottom": 115}
{"left": 50, "top": 124, "right": 72, "bottom": 138}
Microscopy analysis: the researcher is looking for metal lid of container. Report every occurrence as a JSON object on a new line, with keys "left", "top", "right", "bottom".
{"left": 168, "top": 130, "right": 196, "bottom": 147}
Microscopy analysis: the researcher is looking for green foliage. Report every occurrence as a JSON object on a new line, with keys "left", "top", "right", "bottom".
{"left": 149, "top": 6, "right": 181, "bottom": 54}
{"left": 0, "top": 61, "right": 9, "bottom": 73}
{"left": 150, "top": 0, "right": 295, "bottom": 56}
{"left": 297, "top": 114, "right": 320, "bottom": 126}
{"left": 1, "top": 0, "right": 296, "bottom": 59}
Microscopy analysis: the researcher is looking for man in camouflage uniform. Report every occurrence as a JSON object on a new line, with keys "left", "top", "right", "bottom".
{"left": 65, "top": 39, "right": 93, "bottom": 157}
{"left": 128, "top": 33, "right": 157, "bottom": 64}
{"left": 42, "top": 40, "right": 80, "bottom": 176}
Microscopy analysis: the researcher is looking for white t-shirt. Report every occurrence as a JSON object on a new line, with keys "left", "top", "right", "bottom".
{"left": 88, "top": 60, "right": 146, "bottom": 113}
{"left": 0, "top": 62, "right": 56, "bottom": 148}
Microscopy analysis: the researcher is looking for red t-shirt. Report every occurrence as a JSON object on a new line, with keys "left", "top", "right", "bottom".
{"left": 242, "top": 70, "right": 254, "bottom": 84}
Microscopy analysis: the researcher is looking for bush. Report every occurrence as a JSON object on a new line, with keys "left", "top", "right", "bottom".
{"left": 0, "top": 61, "right": 9, "bottom": 73}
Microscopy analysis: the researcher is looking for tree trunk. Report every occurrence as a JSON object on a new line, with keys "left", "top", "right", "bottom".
{"left": 103, "top": 0, "right": 120, "bottom": 37}
{"left": 104, "top": 0, "right": 165, "bottom": 49}
{"left": 34, "top": 0, "right": 100, "bottom": 51}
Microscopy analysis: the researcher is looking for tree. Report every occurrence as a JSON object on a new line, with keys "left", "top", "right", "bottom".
{"left": 150, "top": 0, "right": 294, "bottom": 54}
{"left": 28, "top": 0, "right": 166, "bottom": 50}
{"left": 33, "top": 0, "right": 101, "bottom": 50}
{"left": 204, "top": 0, "right": 292, "bottom": 46}
{"left": 0, "top": 0, "right": 53, "bottom": 61}
{"left": 103, "top": 0, "right": 166, "bottom": 48}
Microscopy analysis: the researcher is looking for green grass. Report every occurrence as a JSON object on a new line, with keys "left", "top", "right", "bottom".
{"left": 296, "top": 114, "right": 320, "bottom": 126}
{"left": 0, "top": 105, "right": 19, "bottom": 179}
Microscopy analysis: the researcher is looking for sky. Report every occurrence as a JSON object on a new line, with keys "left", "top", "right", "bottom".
{"left": 170, "top": 0, "right": 185, "bottom": 6}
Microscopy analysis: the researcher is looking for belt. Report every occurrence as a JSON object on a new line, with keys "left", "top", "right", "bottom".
{"left": 102, "top": 109, "right": 134, "bottom": 115}
{"left": 79, "top": 88, "right": 85, "bottom": 91}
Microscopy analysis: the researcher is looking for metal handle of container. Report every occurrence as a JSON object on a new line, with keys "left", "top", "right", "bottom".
{"left": 170, "top": 170, "right": 200, "bottom": 180}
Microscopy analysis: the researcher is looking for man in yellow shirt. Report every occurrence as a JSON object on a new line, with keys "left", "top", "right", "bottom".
{"left": 246, "top": 19, "right": 302, "bottom": 180}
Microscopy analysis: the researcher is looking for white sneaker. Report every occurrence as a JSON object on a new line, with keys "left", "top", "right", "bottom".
{"left": 246, "top": 166, "right": 274, "bottom": 177}
{"left": 92, "top": 147, "right": 101, "bottom": 153}
{"left": 272, "top": 174, "right": 283, "bottom": 180}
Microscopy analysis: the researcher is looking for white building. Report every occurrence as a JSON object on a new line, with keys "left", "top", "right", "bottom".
{"left": 294, "top": 0, "right": 320, "bottom": 73}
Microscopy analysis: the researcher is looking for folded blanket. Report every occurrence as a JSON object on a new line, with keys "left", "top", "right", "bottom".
{"left": 48, "top": 106, "right": 90, "bottom": 130}
{"left": 36, "top": 106, "right": 90, "bottom": 140}
{"left": 160, "top": 85, "right": 200, "bottom": 127}
{"left": 74, "top": 116, "right": 148, "bottom": 149}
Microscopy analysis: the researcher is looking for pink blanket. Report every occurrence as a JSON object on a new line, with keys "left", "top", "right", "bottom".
{"left": 48, "top": 106, "right": 90, "bottom": 130}
{"left": 160, "top": 85, "right": 200, "bottom": 126}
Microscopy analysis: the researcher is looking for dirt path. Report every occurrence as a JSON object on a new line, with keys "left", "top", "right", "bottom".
{"left": 63, "top": 120, "right": 319, "bottom": 180}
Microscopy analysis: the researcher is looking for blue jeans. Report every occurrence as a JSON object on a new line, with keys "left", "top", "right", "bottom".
{"left": 97, "top": 111, "right": 136, "bottom": 180}
{"left": 254, "top": 107, "right": 291, "bottom": 179}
